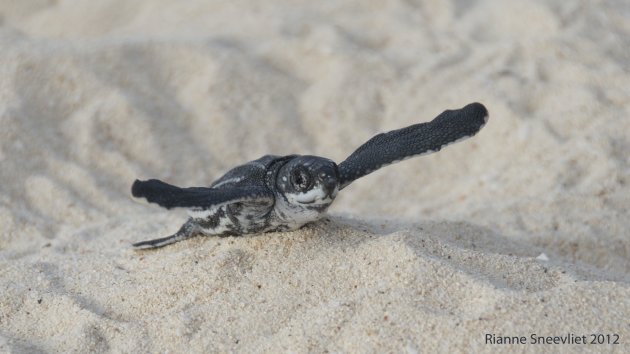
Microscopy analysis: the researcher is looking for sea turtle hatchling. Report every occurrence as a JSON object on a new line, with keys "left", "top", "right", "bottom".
{"left": 131, "top": 102, "right": 488, "bottom": 249}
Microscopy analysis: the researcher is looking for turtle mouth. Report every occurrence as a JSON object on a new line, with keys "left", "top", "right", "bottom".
{"left": 299, "top": 195, "right": 332, "bottom": 205}
{"left": 300, "top": 188, "right": 338, "bottom": 205}
{"left": 301, "top": 197, "right": 332, "bottom": 205}
{"left": 292, "top": 186, "right": 337, "bottom": 205}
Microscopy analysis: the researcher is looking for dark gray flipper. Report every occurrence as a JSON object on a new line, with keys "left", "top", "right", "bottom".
{"left": 131, "top": 179, "right": 272, "bottom": 210}
{"left": 133, "top": 218, "right": 199, "bottom": 249}
{"left": 338, "top": 102, "right": 488, "bottom": 189}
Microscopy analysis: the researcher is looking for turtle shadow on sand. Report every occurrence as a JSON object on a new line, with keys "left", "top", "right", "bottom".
{"left": 305, "top": 215, "right": 630, "bottom": 289}
{"left": 133, "top": 213, "right": 627, "bottom": 289}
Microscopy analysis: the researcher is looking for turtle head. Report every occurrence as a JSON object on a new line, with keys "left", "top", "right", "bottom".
{"left": 276, "top": 155, "right": 339, "bottom": 206}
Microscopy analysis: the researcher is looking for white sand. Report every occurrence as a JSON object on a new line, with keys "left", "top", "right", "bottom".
{"left": 1, "top": 0, "right": 629, "bottom": 353}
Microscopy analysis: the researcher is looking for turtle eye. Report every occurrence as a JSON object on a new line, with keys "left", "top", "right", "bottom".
{"left": 291, "top": 168, "right": 312, "bottom": 191}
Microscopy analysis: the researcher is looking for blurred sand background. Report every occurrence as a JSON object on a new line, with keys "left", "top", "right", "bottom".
{"left": 1, "top": 0, "right": 629, "bottom": 353}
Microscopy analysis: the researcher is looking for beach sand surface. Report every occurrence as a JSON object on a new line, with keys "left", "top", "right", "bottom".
{"left": 1, "top": 0, "right": 629, "bottom": 353}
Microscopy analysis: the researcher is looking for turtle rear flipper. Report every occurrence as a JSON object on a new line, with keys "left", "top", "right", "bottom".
{"left": 337, "top": 102, "right": 488, "bottom": 189}
{"left": 133, "top": 218, "right": 199, "bottom": 249}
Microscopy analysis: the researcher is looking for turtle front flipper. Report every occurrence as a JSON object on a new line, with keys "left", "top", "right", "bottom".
{"left": 337, "top": 102, "right": 488, "bottom": 189}
{"left": 131, "top": 179, "right": 274, "bottom": 249}
{"left": 132, "top": 179, "right": 272, "bottom": 209}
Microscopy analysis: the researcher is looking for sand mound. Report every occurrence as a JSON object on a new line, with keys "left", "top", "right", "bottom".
{"left": 1, "top": 0, "right": 629, "bottom": 352}
{"left": 2, "top": 218, "right": 628, "bottom": 352}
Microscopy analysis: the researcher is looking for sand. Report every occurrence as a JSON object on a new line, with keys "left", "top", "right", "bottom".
{"left": 1, "top": 0, "right": 629, "bottom": 353}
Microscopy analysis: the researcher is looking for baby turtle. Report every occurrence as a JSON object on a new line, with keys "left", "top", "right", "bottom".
{"left": 132, "top": 102, "right": 488, "bottom": 249}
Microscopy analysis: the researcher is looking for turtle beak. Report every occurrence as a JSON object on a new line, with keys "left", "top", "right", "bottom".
{"left": 322, "top": 177, "right": 338, "bottom": 198}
